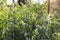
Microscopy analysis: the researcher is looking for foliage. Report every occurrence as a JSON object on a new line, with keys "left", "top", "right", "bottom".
{"left": 0, "top": 0, "right": 60, "bottom": 40}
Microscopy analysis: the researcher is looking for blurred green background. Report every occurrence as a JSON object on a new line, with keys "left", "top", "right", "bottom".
{"left": 0, "top": 0, "right": 60, "bottom": 40}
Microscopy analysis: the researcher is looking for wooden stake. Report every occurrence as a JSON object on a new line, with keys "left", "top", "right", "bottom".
{"left": 48, "top": 0, "right": 50, "bottom": 14}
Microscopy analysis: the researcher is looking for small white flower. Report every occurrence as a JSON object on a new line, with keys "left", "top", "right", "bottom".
{"left": 47, "top": 16, "right": 50, "bottom": 21}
